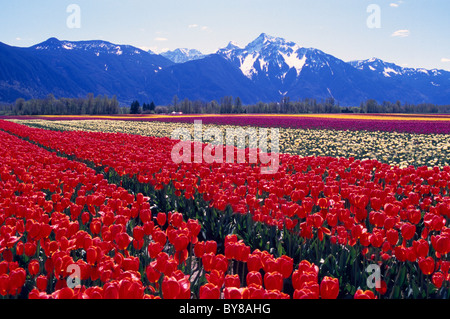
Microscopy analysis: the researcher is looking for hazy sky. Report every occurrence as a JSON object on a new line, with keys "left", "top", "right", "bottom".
{"left": 1, "top": 0, "right": 449, "bottom": 70}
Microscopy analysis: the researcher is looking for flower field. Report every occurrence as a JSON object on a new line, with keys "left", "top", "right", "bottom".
{"left": 1, "top": 116, "right": 450, "bottom": 300}
{"left": 10, "top": 118, "right": 450, "bottom": 168}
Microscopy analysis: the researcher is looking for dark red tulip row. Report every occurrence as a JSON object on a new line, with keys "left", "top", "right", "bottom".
{"left": 1, "top": 119, "right": 450, "bottom": 298}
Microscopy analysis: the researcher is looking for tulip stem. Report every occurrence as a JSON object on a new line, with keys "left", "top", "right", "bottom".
{"left": 241, "top": 261, "right": 246, "bottom": 286}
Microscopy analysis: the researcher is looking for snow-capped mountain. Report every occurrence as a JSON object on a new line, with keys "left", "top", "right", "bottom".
{"left": 0, "top": 34, "right": 449, "bottom": 106}
{"left": 349, "top": 57, "right": 444, "bottom": 79}
{"left": 215, "top": 33, "right": 450, "bottom": 104}
{"left": 31, "top": 37, "right": 152, "bottom": 57}
{"left": 161, "top": 48, "right": 205, "bottom": 63}
{"left": 216, "top": 33, "right": 377, "bottom": 103}
{"left": 348, "top": 57, "right": 450, "bottom": 101}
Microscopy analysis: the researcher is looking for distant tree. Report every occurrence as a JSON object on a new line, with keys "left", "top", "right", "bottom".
{"left": 172, "top": 95, "right": 179, "bottom": 111}
{"left": 130, "top": 100, "right": 141, "bottom": 114}
{"left": 149, "top": 101, "right": 156, "bottom": 112}
{"left": 234, "top": 97, "right": 244, "bottom": 113}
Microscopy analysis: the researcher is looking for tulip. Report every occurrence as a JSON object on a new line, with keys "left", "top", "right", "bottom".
{"left": 224, "top": 287, "right": 248, "bottom": 299}
{"left": 148, "top": 242, "right": 164, "bottom": 259}
{"left": 206, "top": 270, "right": 225, "bottom": 288}
{"left": 276, "top": 255, "right": 294, "bottom": 279}
{"left": 24, "top": 241, "right": 37, "bottom": 257}
{"left": 0, "top": 274, "right": 10, "bottom": 296}
{"left": 36, "top": 275, "right": 48, "bottom": 292}
{"left": 172, "top": 233, "right": 190, "bottom": 252}
{"left": 354, "top": 289, "right": 377, "bottom": 299}
{"left": 199, "top": 283, "right": 220, "bottom": 299}
{"left": 246, "top": 271, "right": 263, "bottom": 287}
{"left": 194, "top": 241, "right": 205, "bottom": 258}
{"left": 224, "top": 274, "right": 240, "bottom": 288}
{"left": 162, "top": 276, "right": 180, "bottom": 299}
{"left": 264, "top": 272, "right": 283, "bottom": 291}
{"left": 53, "top": 287, "right": 75, "bottom": 299}
{"left": 103, "top": 282, "right": 120, "bottom": 299}
{"left": 205, "top": 241, "right": 218, "bottom": 254}
{"left": 386, "top": 229, "right": 399, "bottom": 246}
{"left": 146, "top": 263, "right": 161, "bottom": 283}
{"left": 28, "top": 259, "right": 40, "bottom": 277}
{"left": 156, "top": 212, "right": 167, "bottom": 226}
{"left": 320, "top": 276, "right": 339, "bottom": 299}
{"left": 419, "top": 257, "right": 435, "bottom": 276}
{"left": 432, "top": 272, "right": 445, "bottom": 289}
{"left": 247, "top": 253, "right": 263, "bottom": 272}
{"left": 132, "top": 226, "right": 144, "bottom": 241}
{"left": 401, "top": 223, "right": 416, "bottom": 241}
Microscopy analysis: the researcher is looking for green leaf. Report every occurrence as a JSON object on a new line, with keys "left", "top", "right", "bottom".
{"left": 398, "top": 266, "right": 406, "bottom": 287}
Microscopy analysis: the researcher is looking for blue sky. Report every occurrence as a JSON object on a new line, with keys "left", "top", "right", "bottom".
{"left": 1, "top": 0, "right": 449, "bottom": 70}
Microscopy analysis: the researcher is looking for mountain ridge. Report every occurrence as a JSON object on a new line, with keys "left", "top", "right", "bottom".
{"left": 0, "top": 34, "right": 449, "bottom": 106}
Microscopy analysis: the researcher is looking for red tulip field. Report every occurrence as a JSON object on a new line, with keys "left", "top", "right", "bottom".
{"left": 1, "top": 117, "right": 450, "bottom": 300}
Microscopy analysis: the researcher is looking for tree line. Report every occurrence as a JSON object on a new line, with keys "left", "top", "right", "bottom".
{"left": 1, "top": 94, "right": 450, "bottom": 116}
{"left": 0, "top": 94, "right": 122, "bottom": 116}
{"left": 131, "top": 95, "right": 450, "bottom": 115}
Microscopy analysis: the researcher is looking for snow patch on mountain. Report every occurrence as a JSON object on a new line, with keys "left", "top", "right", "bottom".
{"left": 161, "top": 48, "right": 205, "bottom": 63}
{"left": 279, "top": 51, "right": 307, "bottom": 76}
{"left": 239, "top": 53, "right": 259, "bottom": 78}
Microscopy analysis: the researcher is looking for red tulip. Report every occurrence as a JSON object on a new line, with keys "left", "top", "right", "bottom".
{"left": 432, "top": 272, "right": 445, "bottom": 289}
{"left": 9, "top": 268, "right": 26, "bottom": 294}
{"left": 199, "top": 283, "right": 220, "bottom": 299}
{"left": 224, "top": 274, "right": 240, "bottom": 288}
{"left": 24, "top": 241, "right": 37, "bottom": 257}
{"left": 53, "top": 287, "right": 74, "bottom": 299}
{"left": 146, "top": 263, "right": 161, "bottom": 283}
{"left": 86, "top": 247, "right": 97, "bottom": 265}
{"left": 264, "top": 271, "right": 283, "bottom": 291}
{"left": 205, "top": 269, "right": 224, "bottom": 288}
{"left": 293, "top": 285, "right": 320, "bottom": 299}
{"left": 205, "top": 241, "right": 218, "bottom": 254}
{"left": 413, "top": 239, "right": 429, "bottom": 259}
{"left": 148, "top": 242, "right": 164, "bottom": 259}
{"left": 36, "top": 275, "right": 48, "bottom": 291}
{"left": 320, "top": 276, "right": 339, "bottom": 299}
{"left": 419, "top": 257, "right": 435, "bottom": 275}
{"left": 247, "top": 253, "right": 263, "bottom": 272}
{"left": 401, "top": 223, "right": 416, "bottom": 241}
{"left": 172, "top": 233, "right": 190, "bottom": 251}
{"left": 354, "top": 289, "right": 377, "bottom": 299}
{"left": 132, "top": 226, "right": 145, "bottom": 241}
{"left": 156, "top": 212, "right": 167, "bottom": 226}
{"left": 28, "top": 259, "right": 40, "bottom": 277}
{"left": 213, "top": 254, "right": 229, "bottom": 273}
{"left": 276, "top": 255, "right": 294, "bottom": 279}
{"left": 152, "top": 229, "right": 167, "bottom": 246}
{"left": 103, "top": 282, "right": 120, "bottom": 299}
{"left": 194, "top": 241, "right": 206, "bottom": 258}
{"left": 0, "top": 274, "right": 9, "bottom": 296}
{"left": 162, "top": 276, "right": 180, "bottom": 299}
{"left": 246, "top": 271, "right": 262, "bottom": 287}
{"left": 224, "top": 287, "right": 248, "bottom": 299}
{"left": 386, "top": 229, "right": 399, "bottom": 246}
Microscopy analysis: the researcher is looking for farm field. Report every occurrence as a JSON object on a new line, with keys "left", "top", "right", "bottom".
{"left": 10, "top": 116, "right": 450, "bottom": 168}
{"left": 1, "top": 115, "right": 450, "bottom": 300}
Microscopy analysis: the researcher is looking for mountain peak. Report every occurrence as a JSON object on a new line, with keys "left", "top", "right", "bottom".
{"left": 245, "top": 33, "right": 285, "bottom": 52}
{"left": 33, "top": 37, "right": 62, "bottom": 50}
{"left": 161, "top": 48, "right": 205, "bottom": 63}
